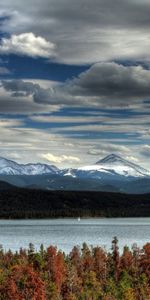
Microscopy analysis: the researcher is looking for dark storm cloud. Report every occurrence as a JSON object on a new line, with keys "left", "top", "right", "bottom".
{"left": 2, "top": 62, "right": 150, "bottom": 107}
{"left": 0, "top": 97, "right": 51, "bottom": 114}
{"left": 0, "top": 80, "right": 60, "bottom": 113}
{"left": 2, "top": 80, "right": 38, "bottom": 96}
{"left": 1, "top": 80, "right": 56, "bottom": 104}
{"left": 63, "top": 63, "right": 150, "bottom": 105}
{"left": 1, "top": 79, "right": 82, "bottom": 106}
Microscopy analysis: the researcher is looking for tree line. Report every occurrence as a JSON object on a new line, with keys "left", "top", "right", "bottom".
{"left": 0, "top": 188, "right": 150, "bottom": 218}
{"left": 0, "top": 238, "right": 149, "bottom": 299}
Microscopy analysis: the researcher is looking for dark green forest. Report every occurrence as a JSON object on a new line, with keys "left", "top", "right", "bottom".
{"left": 0, "top": 186, "right": 149, "bottom": 218}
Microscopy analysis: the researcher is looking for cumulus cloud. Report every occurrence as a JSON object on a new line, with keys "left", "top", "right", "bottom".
{"left": 1, "top": 79, "right": 60, "bottom": 105}
{"left": 0, "top": 79, "right": 60, "bottom": 113}
{"left": 64, "top": 62, "right": 150, "bottom": 105}
{"left": 2, "top": 80, "right": 38, "bottom": 96}
{"left": 0, "top": 32, "right": 56, "bottom": 58}
{"left": 2, "top": 62, "right": 150, "bottom": 108}
{"left": 1, "top": 79, "right": 81, "bottom": 107}
{"left": 41, "top": 153, "right": 80, "bottom": 164}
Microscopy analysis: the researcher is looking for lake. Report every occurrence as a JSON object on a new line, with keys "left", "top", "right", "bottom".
{"left": 0, "top": 218, "right": 150, "bottom": 253}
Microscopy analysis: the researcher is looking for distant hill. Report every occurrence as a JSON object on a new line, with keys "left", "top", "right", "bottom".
{"left": 0, "top": 181, "right": 16, "bottom": 190}
{"left": 0, "top": 186, "right": 149, "bottom": 218}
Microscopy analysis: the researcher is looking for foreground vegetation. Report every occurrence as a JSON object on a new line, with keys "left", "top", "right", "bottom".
{"left": 0, "top": 238, "right": 149, "bottom": 299}
{"left": 0, "top": 188, "right": 150, "bottom": 218}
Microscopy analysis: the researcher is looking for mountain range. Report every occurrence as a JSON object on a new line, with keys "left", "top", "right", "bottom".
{"left": 0, "top": 154, "right": 149, "bottom": 194}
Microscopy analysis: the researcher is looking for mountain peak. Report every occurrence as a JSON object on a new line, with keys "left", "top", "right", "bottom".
{"left": 96, "top": 154, "right": 123, "bottom": 164}
{"left": 94, "top": 153, "right": 150, "bottom": 177}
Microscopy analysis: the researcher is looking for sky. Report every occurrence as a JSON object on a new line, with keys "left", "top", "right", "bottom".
{"left": 0, "top": 0, "right": 150, "bottom": 169}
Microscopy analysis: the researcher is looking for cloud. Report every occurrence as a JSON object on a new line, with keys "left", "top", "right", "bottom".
{"left": 1, "top": 79, "right": 59, "bottom": 105}
{"left": 87, "top": 146, "right": 140, "bottom": 165}
{"left": 0, "top": 1, "right": 150, "bottom": 169}
{"left": 0, "top": 32, "right": 56, "bottom": 58}
{"left": 140, "top": 145, "right": 150, "bottom": 157}
{"left": 0, "top": 79, "right": 60, "bottom": 113}
{"left": 0, "top": 97, "right": 53, "bottom": 114}
{"left": 2, "top": 80, "right": 38, "bottom": 96}
{"left": 1, "top": 79, "right": 81, "bottom": 107}
{"left": 40, "top": 153, "right": 80, "bottom": 164}
{"left": 2, "top": 0, "right": 150, "bottom": 64}
{"left": 2, "top": 62, "right": 150, "bottom": 108}
{"left": 29, "top": 115, "right": 105, "bottom": 123}
{"left": 88, "top": 144, "right": 130, "bottom": 156}
{"left": 0, "top": 119, "right": 23, "bottom": 127}
{"left": 0, "top": 119, "right": 149, "bottom": 168}
{"left": 62, "top": 62, "right": 150, "bottom": 106}
{"left": 125, "top": 156, "right": 139, "bottom": 163}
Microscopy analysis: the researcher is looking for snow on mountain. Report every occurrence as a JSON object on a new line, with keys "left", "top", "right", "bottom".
{"left": 0, "top": 155, "right": 149, "bottom": 193}
{"left": 63, "top": 168, "right": 76, "bottom": 178}
{"left": 68, "top": 154, "right": 150, "bottom": 179}
{"left": 96, "top": 154, "right": 149, "bottom": 176}
{"left": 0, "top": 154, "right": 149, "bottom": 180}
{"left": 0, "top": 157, "right": 59, "bottom": 175}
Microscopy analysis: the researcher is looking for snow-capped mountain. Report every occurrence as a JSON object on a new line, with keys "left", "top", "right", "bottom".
{"left": 61, "top": 154, "right": 150, "bottom": 193}
{"left": 0, "top": 157, "right": 59, "bottom": 175}
{"left": 0, "top": 154, "right": 149, "bottom": 194}
{"left": 0, "top": 154, "right": 149, "bottom": 178}
{"left": 75, "top": 154, "right": 150, "bottom": 178}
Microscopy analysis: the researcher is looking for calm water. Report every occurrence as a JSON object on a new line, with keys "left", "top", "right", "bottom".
{"left": 0, "top": 218, "right": 150, "bottom": 253}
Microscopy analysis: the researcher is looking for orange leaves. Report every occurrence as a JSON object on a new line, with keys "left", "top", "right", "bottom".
{"left": 93, "top": 246, "right": 107, "bottom": 283}
{"left": 143, "top": 243, "right": 150, "bottom": 258}
{"left": 0, "top": 265, "right": 46, "bottom": 300}
{"left": 46, "top": 246, "right": 66, "bottom": 293}
{"left": 120, "top": 247, "right": 134, "bottom": 272}
{"left": 140, "top": 243, "right": 150, "bottom": 281}
{"left": 0, "top": 241, "right": 149, "bottom": 299}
